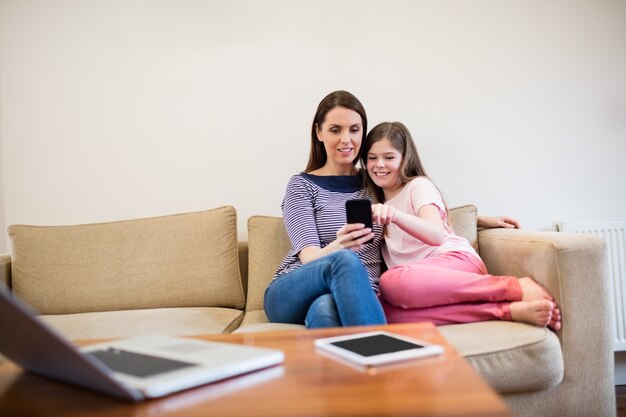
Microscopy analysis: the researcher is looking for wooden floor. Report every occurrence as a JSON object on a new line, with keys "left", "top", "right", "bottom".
{"left": 618, "top": 385, "right": 626, "bottom": 417}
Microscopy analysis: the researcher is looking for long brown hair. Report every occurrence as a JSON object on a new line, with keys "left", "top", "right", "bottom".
{"left": 305, "top": 91, "right": 368, "bottom": 173}
{"left": 361, "top": 122, "right": 450, "bottom": 220}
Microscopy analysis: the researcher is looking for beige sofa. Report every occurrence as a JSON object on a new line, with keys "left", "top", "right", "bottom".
{"left": 0, "top": 205, "right": 615, "bottom": 417}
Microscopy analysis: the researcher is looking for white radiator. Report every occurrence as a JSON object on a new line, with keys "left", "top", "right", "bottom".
{"left": 554, "top": 218, "right": 626, "bottom": 351}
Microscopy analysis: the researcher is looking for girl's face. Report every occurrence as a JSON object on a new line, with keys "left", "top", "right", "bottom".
{"left": 316, "top": 106, "right": 363, "bottom": 173}
{"left": 366, "top": 138, "right": 403, "bottom": 195}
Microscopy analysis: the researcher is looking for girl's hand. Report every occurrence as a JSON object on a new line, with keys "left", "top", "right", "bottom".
{"left": 478, "top": 216, "right": 520, "bottom": 229}
{"left": 371, "top": 203, "right": 396, "bottom": 226}
{"left": 335, "top": 223, "right": 374, "bottom": 252}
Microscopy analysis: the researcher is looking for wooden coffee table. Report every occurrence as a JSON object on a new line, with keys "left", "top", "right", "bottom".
{"left": 0, "top": 322, "right": 511, "bottom": 417}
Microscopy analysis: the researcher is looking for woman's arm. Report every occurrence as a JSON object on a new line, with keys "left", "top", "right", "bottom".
{"left": 372, "top": 203, "right": 445, "bottom": 246}
{"left": 298, "top": 224, "right": 374, "bottom": 264}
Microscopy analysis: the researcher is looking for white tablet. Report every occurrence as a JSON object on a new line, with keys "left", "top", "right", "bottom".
{"left": 314, "top": 331, "right": 444, "bottom": 367}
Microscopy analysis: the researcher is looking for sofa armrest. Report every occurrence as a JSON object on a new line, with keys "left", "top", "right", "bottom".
{"left": 478, "top": 228, "right": 615, "bottom": 416}
{"left": 0, "top": 254, "right": 10, "bottom": 289}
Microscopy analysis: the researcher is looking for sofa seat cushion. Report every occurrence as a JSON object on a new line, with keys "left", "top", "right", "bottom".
{"left": 40, "top": 307, "right": 244, "bottom": 340}
{"left": 8, "top": 206, "right": 245, "bottom": 314}
{"left": 439, "top": 321, "right": 563, "bottom": 393}
{"left": 234, "top": 309, "right": 305, "bottom": 333}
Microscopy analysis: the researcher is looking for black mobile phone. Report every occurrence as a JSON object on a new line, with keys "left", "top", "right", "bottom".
{"left": 345, "top": 199, "right": 373, "bottom": 230}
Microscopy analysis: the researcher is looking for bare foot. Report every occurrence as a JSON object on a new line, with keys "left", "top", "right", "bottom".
{"left": 510, "top": 300, "right": 554, "bottom": 327}
{"left": 549, "top": 307, "right": 562, "bottom": 331}
{"left": 517, "top": 278, "right": 562, "bottom": 330}
{"left": 518, "top": 277, "right": 554, "bottom": 302}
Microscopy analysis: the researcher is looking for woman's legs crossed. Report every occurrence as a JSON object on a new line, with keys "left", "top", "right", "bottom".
{"left": 305, "top": 294, "right": 341, "bottom": 328}
{"left": 264, "top": 250, "right": 385, "bottom": 327}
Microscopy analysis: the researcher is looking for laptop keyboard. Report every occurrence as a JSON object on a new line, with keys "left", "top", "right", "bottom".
{"left": 88, "top": 348, "right": 197, "bottom": 378}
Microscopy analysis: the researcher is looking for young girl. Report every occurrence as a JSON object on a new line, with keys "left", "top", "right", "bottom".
{"left": 361, "top": 121, "right": 561, "bottom": 330}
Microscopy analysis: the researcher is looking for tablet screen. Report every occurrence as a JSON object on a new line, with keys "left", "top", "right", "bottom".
{"left": 329, "top": 334, "right": 424, "bottom": 357}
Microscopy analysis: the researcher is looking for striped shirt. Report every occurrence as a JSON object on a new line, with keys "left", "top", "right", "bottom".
{"left": 273, "top": 173, "right": 384, "bottom": 292}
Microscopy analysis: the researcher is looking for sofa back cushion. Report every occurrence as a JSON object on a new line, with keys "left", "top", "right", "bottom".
{"left": 246, "top": 216, "right": 292, "bottom": 312}
{"left": 246, "top": 205, "right": 477, "bottom": 312}
{"left": 448, "top": 204, "right": 478, "bottom": 251}
{"left": 8, "top": 207, "right": 245, "bottom": 314}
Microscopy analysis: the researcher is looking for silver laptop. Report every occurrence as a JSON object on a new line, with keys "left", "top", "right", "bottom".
{"left": 0, "top": 287, "right": 284, "bottom": 402}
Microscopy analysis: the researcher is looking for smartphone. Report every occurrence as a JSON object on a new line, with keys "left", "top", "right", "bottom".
{"left": 314, "top": 331, "right": 444, "bottom": 367}
{"left": 345, "top": 199, "right": 373, "bottom": 229}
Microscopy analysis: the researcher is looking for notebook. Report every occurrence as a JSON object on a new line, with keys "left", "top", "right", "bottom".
{"left": 0, "top": 287, "right": 284, "bottom": 402}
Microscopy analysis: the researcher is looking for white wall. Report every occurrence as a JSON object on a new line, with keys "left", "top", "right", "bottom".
{"left": 1, "top": 0, "right": 625, "bottom": 244}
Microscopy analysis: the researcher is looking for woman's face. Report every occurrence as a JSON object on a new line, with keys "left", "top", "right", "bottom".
{"left": 316, "top": 106, "right": 363, "bottom": 172}
{"left": 366, "top": 138, "right": 403, "bottom": 194}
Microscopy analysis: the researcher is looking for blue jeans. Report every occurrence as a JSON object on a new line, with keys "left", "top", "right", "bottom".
{"left": 264, "top": 250, "right": 386, "bottom": 328}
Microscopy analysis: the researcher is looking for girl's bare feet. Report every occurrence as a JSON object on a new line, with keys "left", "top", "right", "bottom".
{"left": 518, "top": 277, "right": 553, "bottom": 302}
{"left": 510, "top": 300, "right": 554, "bottom": 328}
{"left": 549, "top": 307, "right": 562, "bottom": 331}
{"left": 517, "top": 277, "right": 562, "bottom": 330}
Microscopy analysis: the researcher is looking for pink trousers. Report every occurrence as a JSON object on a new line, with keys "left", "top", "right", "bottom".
{"left": 379, "top": 251, "right": 523, "bottom": 325}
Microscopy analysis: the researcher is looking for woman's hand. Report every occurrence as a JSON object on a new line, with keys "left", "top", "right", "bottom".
{"left": 298, "top": 223, "right": 373, "bottom": 264}
{"left": 371, "top": 203, "right": 396, "bottom": 225}
{"left": 477, "top": 216, "right": 520, "bottom": 229}
{"left": 335, "top": 223, "right": 374, "bottom": 252}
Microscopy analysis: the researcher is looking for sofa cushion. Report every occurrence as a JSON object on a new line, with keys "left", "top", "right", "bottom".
{"left": 439, "top": 321, "right": 564, "bottom": 393}
{"left": 8, "top": 207, "right": 245, "bottom": 314}
{"left": 246, "top": 216, "right": 292, "bottom": 312}
{"left": 235, "top": 309, "right": 306, "bottom": 333}
{"left": 448, "top": 204, "right": 478, "bottom": 251}
{"left": 0, "top": 254, "right": 10, "bottom": 288}
{"left": 41, "top": 307, "right": 244, "bottom": 340}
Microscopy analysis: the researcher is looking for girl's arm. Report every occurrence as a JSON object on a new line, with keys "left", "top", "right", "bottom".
{"left": 477, "top": 215, "right": 520, "bottom": 229}
{"left": 298, "top": 224, "right": 374, "bottom": 264}
{"left": 372, "top": 203, "right": 445, "bottom": 246}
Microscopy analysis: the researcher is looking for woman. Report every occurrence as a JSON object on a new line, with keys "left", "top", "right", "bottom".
{"left": 263, "top": 91, "right": 387, "bottom": 328}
